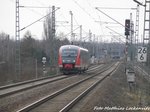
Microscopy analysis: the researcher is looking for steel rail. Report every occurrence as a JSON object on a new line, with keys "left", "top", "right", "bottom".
{"left": 0, "top": 75, "right": 62, "bottom": 90}
{"left": 60, "top": 62, "right": 120, "bottom": 112}
{"left": 16, "top": 62, "right": 117, "bottom": 112}
{"left": 0, "top": 64, "right": 106, "bottom": 98}
{"left": 0, "top": 75, "right": 69, "bottom": 98}
{"left": 0, "top": 63, "right": 103, "bottom": 90}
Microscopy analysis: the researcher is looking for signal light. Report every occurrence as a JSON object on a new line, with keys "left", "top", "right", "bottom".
{"left": 125, "top": 19, "right": 130, "bottom": 36}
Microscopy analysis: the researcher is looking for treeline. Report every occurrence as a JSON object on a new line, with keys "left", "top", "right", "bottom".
{"left": 0, "top": 31, "right": 70, "bottom": 85}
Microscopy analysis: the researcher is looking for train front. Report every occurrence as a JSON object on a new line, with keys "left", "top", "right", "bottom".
{"left": 58, "top": 45, "right": 80, "bottom": 74}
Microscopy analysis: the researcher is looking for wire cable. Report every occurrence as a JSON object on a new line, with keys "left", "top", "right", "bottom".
{"left": 106, "top": 26, "right": 127, "bottom": 40}
{"left": 20, "top": 7, "right": 60, "bottom": 31}
{"left": 95, "top": 7, "right": 137, "bottom": 10}
{"left": 72, "top": 0, "right": 96, "bottom": 21}
{"left": 64, "top": 26, "right": 80, "bottom": 38}
{"left": 95, "top": 7, "right": 125, "bottom": 28}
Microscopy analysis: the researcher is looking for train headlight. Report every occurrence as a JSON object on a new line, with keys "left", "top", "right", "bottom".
{"left": 73, "top": 60, "right": 75, "bottom": 62}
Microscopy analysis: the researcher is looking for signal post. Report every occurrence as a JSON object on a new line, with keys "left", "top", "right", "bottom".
{"left": 125, "top": 16, "right": 136, "bottom": 91}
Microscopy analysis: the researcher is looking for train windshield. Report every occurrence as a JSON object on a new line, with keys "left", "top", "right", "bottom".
{"left": 62, "top": 49, "right": 78, "bottom": 57}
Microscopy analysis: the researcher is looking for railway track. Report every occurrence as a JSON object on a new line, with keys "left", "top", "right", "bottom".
{"left": 0, "top": 75, "right": 70, "bottom": 98}
{"left": 0, "top": 64, "right": 104, "bottom": 98}
{"left": 0, "top": 63, "right": 108, "bottom": 112}
{"left": 16, "top": 62, "right": 119, "bottom": 112}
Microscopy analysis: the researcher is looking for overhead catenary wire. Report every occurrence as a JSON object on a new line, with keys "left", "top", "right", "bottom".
{"left": 64, "top": 26, "right": 81, "bottom": 38}
{"left": 57, "top": 23, "right": 70, "bottom": 32}
{"left": 133, "top": 0, "right": 146, "bottom": 7}
{"left": 106, "top": 26, "right": 127, "bottom": 40}
{"left": 109, "top": 32, "right": 125, "bottom": 43}
{"left": 95, "top": 7, "right": 136, "bottom": 34}
{"left": 86, "top": 0, "right": 118, "bottom": 40}
{"left": 72, "top": 0, "right": 97, "bottom": 21}
{"left": 20, "top": 7, "right": 60, "bottom": 31}
{"left": 19, "top": 0, "right": 56, "bottom": 19}
{"left": 19, "top": 5, "right": 58, "bottom": 16}
{"left": 72, "top": 0, "right": 105, "bottom": 41}
{"left": 73, "top": 16, "right": 80, "bottom": 26}
{"left": 95, "top": 7, "right": 137, "bottom": 10}
{"left": 25, "top": 8, "right": 45, "bottom": 16}
{"left": 95, "top": 21, "right": 118, "bottom": 24}
{"left": 97, "top": 15, "right": 105, "bottom": 39}
{"left": 55, "top": 12, "right": 72, "bottom": 33}
{"left": 86, "top": 0, "right": 106, "bottom": 37}
{"left": 95, "top": 7, "right": 126, "bottom": 28}
{"left": 19, "top": 6, "right": 54, "bottom": 9}
{"left": 70, "top": 0, "right": 95, "bottom": 35}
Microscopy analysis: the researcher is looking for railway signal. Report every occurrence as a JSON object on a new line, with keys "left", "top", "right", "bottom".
{"left": 125, "top": 19, "right": 130, "bottom": 36}
{"left": 42, "top": 57, "right": 47, "bottom": 76}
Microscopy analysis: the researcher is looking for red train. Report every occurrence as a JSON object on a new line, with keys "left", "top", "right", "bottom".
{"left": 58, "top": 45, "right": 90, "bottom": 74}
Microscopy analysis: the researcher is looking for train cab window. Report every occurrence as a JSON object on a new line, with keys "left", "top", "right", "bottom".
{"left": 62, "top": 49, "right": 78, "bottom": 57}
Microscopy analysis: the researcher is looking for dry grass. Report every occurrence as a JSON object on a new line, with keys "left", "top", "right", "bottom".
{"left": 78, "top": 62, "right": 150, "bottom": 112}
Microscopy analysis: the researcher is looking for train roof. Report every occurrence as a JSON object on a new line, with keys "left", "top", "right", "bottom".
{"left": 60, "top": 45, "right": 88, "bottom": 52}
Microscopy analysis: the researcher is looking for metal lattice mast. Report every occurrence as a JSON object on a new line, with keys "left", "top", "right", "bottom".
{"left": 80, "top": 25, "right": 82, "bottom": 42}
{"left": 52, "top": 6, "right": 56, "bottom": 65}
{"left": 135, "top": 5, "right": 140, "bottom": 45}
{"left": 70, "top": 11, "right": 74, "bottom": 42}
{"left": 15, "top": 0, "right": 21, "bottom": 81}
{"left": 143, "top": 0, "right": 150, "bottom": 66}
{"left": 52, "top": 6, "right": 55, "bottom": 39}
{"left": 143, "top": 0, "right": 150, "bottom": 45}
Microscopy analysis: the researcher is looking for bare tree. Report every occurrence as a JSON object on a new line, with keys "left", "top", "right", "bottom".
{"left": 0, "top": 32, "right": 15, "bottom": 85}
{"left": 43, "top": 8, "right": 53, "bottom": 40}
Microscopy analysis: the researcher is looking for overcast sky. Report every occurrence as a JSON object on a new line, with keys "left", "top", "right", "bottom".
{"left": 0, "top": 0, "right": 145, "bottom": 42}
